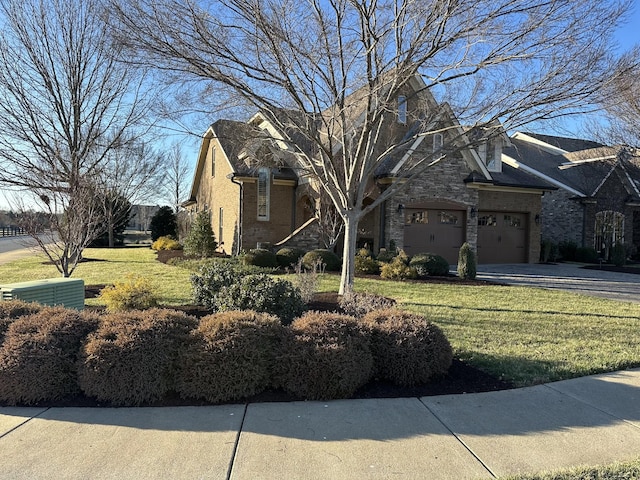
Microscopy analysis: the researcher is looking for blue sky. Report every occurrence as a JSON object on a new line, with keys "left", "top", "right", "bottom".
{"left": 2, "top": 3, "right": 640, "bottom": 212}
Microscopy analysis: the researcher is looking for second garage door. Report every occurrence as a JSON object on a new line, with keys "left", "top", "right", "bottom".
{"left": 477, "top": 212, "right": 527, "bottom": 263}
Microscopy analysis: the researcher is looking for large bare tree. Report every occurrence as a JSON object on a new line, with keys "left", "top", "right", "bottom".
{"left": 164, "top": 142, "right": 193, "bottom": 213}
{"left": 0, "top": 0, "right": 153, "bottom": 276}
{"left": 110, "top": 0, "right": 629, "bottom": 293}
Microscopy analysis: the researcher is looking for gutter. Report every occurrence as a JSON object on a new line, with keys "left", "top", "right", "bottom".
{"left": 227, "top": 173, "right": 243, "bottom": 255}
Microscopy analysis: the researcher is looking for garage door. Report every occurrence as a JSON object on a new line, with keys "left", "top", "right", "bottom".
{"left": 477, "top": 212, "right": 527, "bottom": 263}
{"left": 403, "top": 209, "right": 465, "bottom": 264}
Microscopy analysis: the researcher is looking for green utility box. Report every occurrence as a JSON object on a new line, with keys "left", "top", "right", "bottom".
{"left": 0, "top": 278, "right": 85, "bottom": 310}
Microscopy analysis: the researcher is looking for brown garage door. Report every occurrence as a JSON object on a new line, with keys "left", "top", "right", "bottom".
{"left": 403, "top": 209, "right": 465, "bottom": 264}
{"left": 477, "top": 212, "right": 527, "bottom": 263}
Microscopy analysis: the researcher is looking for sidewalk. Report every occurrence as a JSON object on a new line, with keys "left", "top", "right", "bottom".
{"left": 1, "top": 368, "right": 639, "bottom": 479}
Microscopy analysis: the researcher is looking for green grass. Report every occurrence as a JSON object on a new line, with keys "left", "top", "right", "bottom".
{"left": 0, "top": 247, "right": 193, "bottom": 307}
{"left": 313, "top": 274, "right": 640, "bottom": 387}
{"left": 2, "top": 248, "right": 640, "bottom": 387}
{"left": 501, "top": 458, "right": 640, "bottom": 479}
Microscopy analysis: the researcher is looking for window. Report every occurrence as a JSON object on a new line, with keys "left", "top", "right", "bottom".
{"left": 219, "top": 207, "right": 224, "bottom": 245}
{"left": 479, "top": 139, "right": 501, "bottom": 171}
{"left": 504, "top": 215, "right": 521, "bottom": 228}
{"left": 397, "top": 95, "right": 407, "bottom": 124}
{"left": 406, "top": 210, "right": 428, "bottom": 224}
{"left": 594, "top": 211, "right": 624, "bottom": 256}
{"left": 257, "top": 167, "right": 270, "bottom": 221}
{"left": 211, "top": 145, "right": 216, "bottom": 177}
{"left": 433, "top": 133, "right": 443, "bottom": 151}
{"left": 478, "top": 215, "right": 497, "bottom": 226}
{"left": 439, "top": 211, "right": 458, "bottom": 225}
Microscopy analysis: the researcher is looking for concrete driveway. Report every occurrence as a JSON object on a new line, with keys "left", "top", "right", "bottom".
{"left": 476, "top": 263, "right": 640, "bottom": 304}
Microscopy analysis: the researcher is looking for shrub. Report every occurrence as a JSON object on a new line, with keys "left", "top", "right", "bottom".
{"left": 575, "top": 246, "right": 599, "bottom": 263}
{"left": 302, "top": 249, "right": 341, "bottom": 271}
{"left": 291, "top": 258, "right": 319, "bottom": 303}
{"left": 611, "top": 242, "right": 626, "bottom": 267}
{"left": 361, "top": 309, "right": 453, "bottom": 386}
{"left": 78, "top": 309, "right": 197, "bottom": 406}
{"left": 558, "top": 240, "right": 578, "bottom": 262}
{"left": 214, "top": 274, "right": 306, "bottom": 324}
{"left": 151, "top": 235, "right": 182, "bottom": 251}
{"left": 409, "top": 252, "right": 450, "bottom": 277}
{"left": 183, "top": 210, "right": 217, "bottom": 258}
{"left": 0, "top": 300, "right": 43, "bottom": 344}
{"left": 380, "top": 255, "right": 418, "bottom": 280}
{"left": 243, "top": 248, "right": 278, "bottom": 268}
{"left": 99, "top": 274, "right": 158, "bottom": 312}
{"left": 457, "top": 242, "right": 477, "bottom": 280}
{"left": 376, "top": 248, "right": 397, "bottom": 264}
{"left": 276, "top": 247, "right": 305, "bottom": 268}
{"left": 540, "top": 239, "right": 559, "bottom": 262}
{"left": 278, "top": 312, "right": 373, "bottom": 400}
{"left": 339, "top": 292, "right": 396, "bottom": 317}
{"left": 191, "top": 260, "right": 249, "bottom": 309}
{"left": 0, "top": 308, "right": 99, "bottom": 405}
{"left": 355, "top": 249, "right": 380, "bottom": 275}
{"left": 177, "top": 311, "right": 286, "bottom": 403}
{"left": 150, "top": 206, "right": 178, "bottom": 241}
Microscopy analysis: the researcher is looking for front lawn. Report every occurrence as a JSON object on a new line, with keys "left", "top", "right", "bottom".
{"left": 1, "top": 247, "right": 640, "bottom": 387}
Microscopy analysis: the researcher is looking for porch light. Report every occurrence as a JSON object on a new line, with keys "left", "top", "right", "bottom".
{"left": 470, "top": 206, "right": 477, "bottom": 218}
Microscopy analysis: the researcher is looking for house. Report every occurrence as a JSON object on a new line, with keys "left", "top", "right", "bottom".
{"left": 503, "top": 132, "right": 640, "bottom": 259}
{"left": 183, "top": 76, "right": 554, "bottom": 264}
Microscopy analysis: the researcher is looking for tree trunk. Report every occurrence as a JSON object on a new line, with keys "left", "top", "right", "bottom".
{"left": 339, "top": 212, "right": 360, "bottom": 296}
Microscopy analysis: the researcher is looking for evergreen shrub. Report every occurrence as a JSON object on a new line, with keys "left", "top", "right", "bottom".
{"left": 243, "top": 248, "right": 278, "bottom": 268}
{"left": 457, "top": 242, "right": 476, "bottom": 280}
{"left": 302, "top": 249, "right": 341, "bottom": 271}
{"left": 409, "top": 252, "right": 450, "bottom": 277}
{"left": 339, "top": 292, "right": 396, "bottom": 317}
{"left": 177, "top": 310, "right": 286, "bottom": 403}
{"left": 0, "top": 308, "right": 99, "bottom": 405}
{"left": 611, "top": 242, "right": 626, "bottom": 267}
{"left": 151, "top": 235, "right": 182, "bottom": 251}
{"left": 379, "top": 252, "right": 417, "bottom": 280}
{"left": 278, "top": 312, "right": 373, "bottom": 400}
{"left": 183, "top": 210, "right": 217, "bottom": 258}
{"left": 99, "top": 274, "right": 158, "bottom": 312}
{"left": 361, "top": 309, "right": 453, "bottom": 386}
{"left": 0, "top": 300, "right": 43, "bottom": 344}
{"left": 275, "top": 247, "right": 305, "bottom": 268}
{"left": 78, "top": 309, "right": 197, "bottom": 406}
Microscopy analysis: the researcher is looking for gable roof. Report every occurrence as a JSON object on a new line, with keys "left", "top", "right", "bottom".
{"left": 505, "top": 132, "right": 640, "bottom": 200}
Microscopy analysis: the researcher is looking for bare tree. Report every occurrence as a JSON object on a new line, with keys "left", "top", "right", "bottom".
{"left": 96, "top": 140, "right": 165, "bottom": 247}
{"left": 110, "top": 0, "right": 629, "bottom": 293}
{"left": 0, "top": 0, "right": 153, "bottom": 276}
{"left": 164, "top": 142, "right": 193, "bottom": 213}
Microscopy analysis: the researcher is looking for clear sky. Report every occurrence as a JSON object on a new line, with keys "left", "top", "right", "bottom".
{"left": 2, "top": 2, "right": 640, "bottom": 212}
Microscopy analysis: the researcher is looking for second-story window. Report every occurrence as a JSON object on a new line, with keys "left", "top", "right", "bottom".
{"left": 257, "top": 167, "right": 270, "bottom": 221}
{"left": 210, "top": 145, "right": 216, "bottom": 177}
{"left": 433, "top": 133, "right": 443, "bottom": 151}
{"left": 397, "top": 95, "right": 407, "bottom": 124}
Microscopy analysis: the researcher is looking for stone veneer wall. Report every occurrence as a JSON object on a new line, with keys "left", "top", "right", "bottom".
{"left": 540, "top": 189, "right": 584, "bottom": 246}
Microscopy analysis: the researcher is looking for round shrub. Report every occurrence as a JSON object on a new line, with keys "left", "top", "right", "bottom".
{"left": 151, "top": 235, "right": 182, "bottom": 251}
{"left": 376, "top": 248, "right": 397, "bottom": 263}
{"left": 409, "top": 252, "right": 450, "bottom": 277}
{"left": 275, "top": 247, "right": 305, "bottom": 268}
{"left": 339, "top": 292, "right": 396, "bottom": 317}
{"left": 361, "top": 309, "right": 453, "bottom": 386}
{"left": 214, "top": 274, "right": 306, "bottom": 324}
{"left": 0, "top": 308, "right": 100, "bottom": 405}
{"left": 380, "top": 256, "right": 418, "bottom": 280}
{"left": 191, "top": 260, "right": 246, "bottom": 309}
{"left": 98, "top": 274, "right": 158, "bottom": 312}
{"left": 0, "top": 300, "right": 43, "bottom": 344}
{"left": 355, "top": 249, "right": 380, "bottom": 275}
{"left": 78, "top": 309, "right": 198, "bottom": 406}
{"left": 177, "top": 311, "right": 286, "bottom": 403}
{"left": 611, "top": 243, "right": 626, "bottom": 267}
{"left": 278, "top": 312, "right": 373, "bottom": 400}
{"left": 457, "top": 242, "right": 477, "bottom": 280}
{"left": 242, "top": 248, "right": 278, "bottom": 268}
{"left": 302, "top": 249, "right": 341, "bottom": 271}
{"left": 575, "top": 246, "right": 599, "bottom": 263}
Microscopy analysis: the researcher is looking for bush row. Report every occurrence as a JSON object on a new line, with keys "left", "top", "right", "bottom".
{"left": 0, "top": 302, "right": 452, "bottom": 406}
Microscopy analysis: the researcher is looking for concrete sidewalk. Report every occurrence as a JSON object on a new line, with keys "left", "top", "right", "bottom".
{"left": 1, "top": 368, "right": 639, "bottom": 479}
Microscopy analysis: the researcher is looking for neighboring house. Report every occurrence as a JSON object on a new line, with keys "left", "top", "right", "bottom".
{"left": 503, "top": 132, "right": 640, "bottom": 259}
{"left": 127, "top": 205, "right": 160, "bottom": 232}
{"left": 183, "top": 76, "right": 554, "bottom": 264}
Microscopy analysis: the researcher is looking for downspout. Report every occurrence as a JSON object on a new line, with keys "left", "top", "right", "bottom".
{"left": 379, "top": 200, "right": 387, "bottom": 252}
{"left": 227, "top": 173, "right": 243, "bottom": 255}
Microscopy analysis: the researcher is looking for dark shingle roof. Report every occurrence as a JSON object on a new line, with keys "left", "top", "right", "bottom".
{"left": 521, "top": 132, "right": 604, "bottom": 152}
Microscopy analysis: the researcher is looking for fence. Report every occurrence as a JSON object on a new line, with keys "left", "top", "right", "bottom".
{"left": 0, "top": 226, "right": 26, "bottom": 237}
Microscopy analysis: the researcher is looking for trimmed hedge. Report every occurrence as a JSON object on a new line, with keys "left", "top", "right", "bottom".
{"left": 275, "top": 247, "right": 305, "bottom": 268}
{"left": 0, "top": 300, "right": 43, "bottom": 344}
{"left": 78, "top": 309, "right": 198, "bottom": 406}
{"left": 339, "top": 292, "right": 396, "bottom": 317}
{"left": 457, "top": 242, "right": 477, "bottom": 280}
{"left": 0, "top": 308, "right": 100, "bottom": 405}
{"left": 177, "top": 311, "right": 286, "bottom": 403}
{"left": 243, "top": 248, "right": 278, "bottom": 268}
{"left": 302, "top": 249, "right": 341, "bottom": 271}
{"left": 361, "top": 309, "right": 453, "bottom": 386}
{"left": 279, "top": 312, "right": 374, "bottom": 400}
{"left": 409, "top": 252, "right": 450, "bottom": 277}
